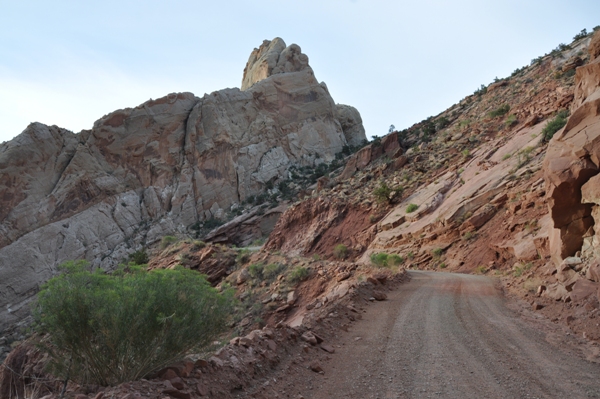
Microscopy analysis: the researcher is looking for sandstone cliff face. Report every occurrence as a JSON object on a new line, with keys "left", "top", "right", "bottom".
{"left": 0, "top": 38, "right": 366, "bottom": 332}
{"left": 544, "top": 30, "right": 600, "bottom": 262}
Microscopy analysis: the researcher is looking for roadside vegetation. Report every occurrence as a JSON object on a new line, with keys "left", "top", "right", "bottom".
{"left": 33, "top": 260, "right": 234, "bottom": 386}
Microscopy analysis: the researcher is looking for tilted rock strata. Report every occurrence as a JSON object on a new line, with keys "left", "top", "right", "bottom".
{"left": 0, "top": 38, "right": 366, "bottom": 332}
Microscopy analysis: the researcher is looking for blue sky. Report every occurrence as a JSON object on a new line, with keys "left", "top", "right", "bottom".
{"left": 1, "top": 0, "right": 599, "bottom": 143}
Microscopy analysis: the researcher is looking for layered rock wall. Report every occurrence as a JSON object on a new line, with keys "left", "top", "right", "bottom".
{"left": 544, "top": 30, "right": 600, "bottom": 262}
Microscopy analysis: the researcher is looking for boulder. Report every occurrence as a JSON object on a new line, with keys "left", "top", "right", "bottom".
{"left": 543, "top": 283, "right": 570, "bottom": 301}
{"left": 556, "top": 268, "right": 580, "bottom": 290}
{"left": 320, "top": 343, "right": 335, "bottom": 353}
{"left": 236, "top": 269, "right": 250, "bottom": 285}
{"left": 309, "top": 361, "right": 324, "bottom": 373}
{"left": 393, "top": 155, "right": 408, "bottom": 170}
{"left": 570, "top": 279, "right": 600, "bottom": 302}
{"left": 301, "top": 332, "right": 318, "bottom": 345}
{"left": 381, "top": 133, "right": 401, "bottom": 158}
{"left": 587, "top": 262, "right": 600, "bottom": 282}
{"left": 336, "top": 104, "right": 367, "bottom": 147}
{"left": 372, "top": 290, "right": 387, "bottom": 301}
{"left": 464, "top": 204, "right": 497, "bottom": 229}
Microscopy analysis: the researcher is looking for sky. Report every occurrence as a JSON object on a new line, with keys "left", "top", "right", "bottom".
{"left": 1, "top": 0, "right": 600, "bottom": 143}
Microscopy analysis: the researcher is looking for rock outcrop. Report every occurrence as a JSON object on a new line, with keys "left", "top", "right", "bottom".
{"left": 544, "top": 30, "right": 600, "bottom": 262}
{"left": 0, "top": 38, "right": 366, "bottom": 332}
{"left": 336, "top": 104, "right": 367, "bottom": 147}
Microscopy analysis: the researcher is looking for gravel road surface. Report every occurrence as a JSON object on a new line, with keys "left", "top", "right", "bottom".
{"left": 308, "top": 271, "right": 600, "bottom": 399}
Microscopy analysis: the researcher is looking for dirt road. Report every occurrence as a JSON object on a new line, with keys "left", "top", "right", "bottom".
{"left": 307, "top": 271, "right": 600, "bottom": 399}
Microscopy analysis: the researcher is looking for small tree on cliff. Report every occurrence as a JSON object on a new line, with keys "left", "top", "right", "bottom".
{"left": 34, "top": 261, "right": 234, "bottom": 386}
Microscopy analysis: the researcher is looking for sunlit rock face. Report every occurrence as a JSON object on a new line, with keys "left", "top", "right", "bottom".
{"left": 0, "top": 37, "right": 366, "bottom": 332}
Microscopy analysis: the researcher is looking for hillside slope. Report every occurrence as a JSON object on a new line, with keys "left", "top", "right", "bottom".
{"left": 267, "top": 30, "right": 600, "bottom": 339}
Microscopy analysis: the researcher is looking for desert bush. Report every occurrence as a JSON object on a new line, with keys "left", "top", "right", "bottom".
{"left": 513, "top": 262, "right": 532, "bottom": 277}
{"left": 462, "top": 231, "right": 476, "bottom": 241}
{"left": 160, "top": 235, "right": 178, "bottom": 249}
{"left": 248, "top": 263, "right": 264, "bottom": 279}
{"left": 236, "top": 248, "right": 251, "bottom": 264}
{"left": 373, "top": 183, "right": 392, "bottom": 204}
{"left": 432, "top": 248, "right": 443, "bottom": 258}
{"left": 406, "top": 203, "right": 419, "bottom": 213}
{"left": 474, "top": 84, "right": 487, "bottom": 96}
{"left": 333, "top": 244, "right": 349, "bottom": 260}
{"left": 542, "top": 110, "right": 569, "bottom": 141}
{"left": 505, "top": 114, "right": 518, "bottom": 128}
{"left": 388, "top": 254, "right": 404, "bottom": 265}
{"left": 263, "top": 263, "right": 284, "bottom": 280}
{"left": 192, "top": 240, "right": 206, "bottom": 250}
{"left": 573, "top": 29, "right": 588, "bottom": 41}
{"left": 33, "top": 261, "right": 233, "bottom": 386}
{"left": 474, "top": 265, "right": 487, "bottom": 274}
{"left": 288, "top": 267, "right": 309, "bottom": 284}
{"left": 435, "top": 117, "right": 450, "bottom": 131}
{"left": 488, "top": 104, "right": 510, "bottom": 118}
{"left": 128, "top": 250, "right": 149, "bottom": 265}
{"left": 370, "top": 252, "right": 389, "bottom": 267}
{"left": 203, "top": 217, "right": 223, "bottom": 230}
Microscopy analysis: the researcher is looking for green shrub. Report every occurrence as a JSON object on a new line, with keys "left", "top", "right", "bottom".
{"left": 33, "top": 261, "right": 233, "bottom": 386}
{"left": 263, "top": 263, "right": 284, "bottom": 280}
{"left": 248, "top": 263, "right": 264, "bottom": 279}
{"left": 288, "top": 267, "right": 309, "bottom": 284}
{"left": 406, "top": 203, "right": 419, "bottom": 213}
{"left": 203, "top": 217, "right": 223, "bottom": 230}
{"left": 388, "top": 254, "right": 404, "bottom": 266}
{"left": 432, "top": 248, "right": 443, "bottom": 258}
{"left": 373, "top": 183, "right": 392, "bottom": 204}
{"left": 192, "top": 240, "right": 206, "bottom": 250}
{"left": 542, "top": 110, "right": 569, "bottom": 141}
{"left": 333, "top": 244, "right": 348, "bottom": 260}
{"left": 505, "top": 114, "right": 517, "bottom": 128}
{"left": 573, "top": 29, "right": 588, "bottom": 41}
{"left": 160, "top": 235, "right": 178, "bottom": 249}
{"left": 407, "top": 251, "right": 414, "bottom": 260}
{"left": 236, "top": 248, "right": 251, "bottom": 264}
{"left": 128, "top": 250, "right": 149, "bottom": 265}
{"left": 462, "top": 231, "right": 475, "bottom": 241}
{"left": 474, "top": 84, "right": 487, "bottom": 96}
{"left": 370, "top": 252, "right": 389, "bottom": 267}
{"left": 488, "top": 104, "right": 510, "bottom": 118}
{"left": 475, "top": 265, "right": 487, "bottom": 274}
